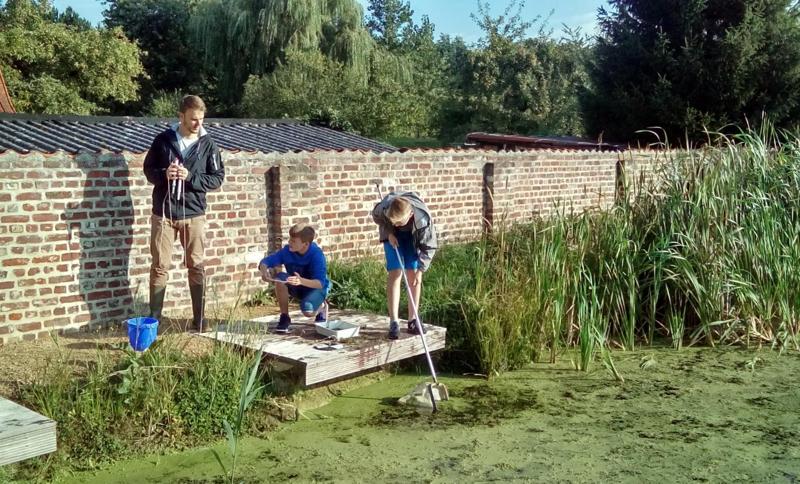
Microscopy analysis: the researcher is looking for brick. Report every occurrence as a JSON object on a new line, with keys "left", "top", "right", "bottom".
{"left": 44, "top": 317, "right": 70, "bottom": 328}
{"left": 88, "top": 290, "right": 112, "bottom": 301}
{"left": 16, "top": 192, "right": 41, "bottom": 201}
{"left": 33, "top": 213, "right": 58, "bottom": 222}
{"left": 45, "top": 191, "right": 73, "bottom": 199}
{"left": 2, "top": 258, "right": 29, "bottom": 267}
{"left": 16, "top": 235, "right": 42, "bottom": 244}
{"left": 16, "top": 322, "right": 42, "bottom": 332}
{"left": 1, "top": 215, "right": 29, "bottom": 223}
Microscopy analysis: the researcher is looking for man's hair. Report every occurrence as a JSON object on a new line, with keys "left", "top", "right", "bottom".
{"left": 289, "top": 223, "right": 316, "bottom": 243}
{"left": 180, "top": 95, "right": 206, "bottom": 113}
{"left": 386, "top": 197, "right": 412, "bottom": 224}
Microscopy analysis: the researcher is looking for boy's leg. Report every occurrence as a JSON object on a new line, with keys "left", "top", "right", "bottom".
{"left": 275, "top": 282, "right": 290, "bottom": 315}
{"left": 397, "top": 234, "right": 424, "bottom": 334}
{"left": 405, "top": 269, "right": 422, "bottom": 319}
{"left": 387, "top": 270, "right": 402, "bottom": 321}
{"left": 384, "top": 240, "right": 403, "bottom": 339}
{"left": 273, "top": 272, "right": 292, "bottom": 332}
{"left": 299, "top": 288, "right": 326, "bottom": 318}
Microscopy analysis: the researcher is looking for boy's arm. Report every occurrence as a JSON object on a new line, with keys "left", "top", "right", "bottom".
{"left": 371, "top": 195, "right": 394, "bottom": 242}
{"left": 309, "top": 249, "right": 328, "bottom": 288}
{"left": 258, "top": 250, "right": 284, "bottom": 273}
{"left": 292, "top": 248, "right": 327, "bottom": 288}
{"left": 416, "top": 223, "right": 438, "bottom": 272}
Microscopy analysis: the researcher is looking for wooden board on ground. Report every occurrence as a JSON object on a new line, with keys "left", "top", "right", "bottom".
{"left": 0, "top": 397, "right": 57, "bottom": 466}
{"left": 197, "top": 309, "right": 446, "bottom": 387}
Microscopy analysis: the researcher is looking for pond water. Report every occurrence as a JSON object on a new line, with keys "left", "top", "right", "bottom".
{"left": 68, "top": 347, "right": 800, "bottom": 483}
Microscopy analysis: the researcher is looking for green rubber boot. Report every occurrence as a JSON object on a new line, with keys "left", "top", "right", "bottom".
{"left": 189, "top": 284, "right": 205, "bottom": 332}
{"left": 149, "top": 286, "right": 167, "bottom": 321}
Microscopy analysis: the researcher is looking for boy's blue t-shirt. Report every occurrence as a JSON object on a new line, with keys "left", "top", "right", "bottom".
{"left": 260, "top": 242, "right": 329, "bottom": 292}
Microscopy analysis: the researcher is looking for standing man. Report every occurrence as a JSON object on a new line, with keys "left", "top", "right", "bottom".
{"left": 143, "top": 95, "right": 224, "bottom": 332}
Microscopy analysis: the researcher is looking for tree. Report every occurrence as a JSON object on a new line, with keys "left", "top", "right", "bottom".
{"left": 438, "top": 0, "right": 590, "bottom": 142}
{"left": 583, "top": 0, "right": 800, "bottom": 143}
{"left": 366, "top": 0, "right": 412, "bottom": 50}
{"left": 0, "top": 0, "right": 144, "bottom": 114}
{"left": 240, "top": 48, "right": 425, "bottom": 139}
{"left": 190, "top": 0, "right": 374, "bottom": 108}
{"left": 103, "top": 0, "right": 211, "bottom": 114}
{"left": 52, "top": 6, "right": 93, "bottom": 30}
{"left": 365, "top": 0, "right": 448, "bottom": 138}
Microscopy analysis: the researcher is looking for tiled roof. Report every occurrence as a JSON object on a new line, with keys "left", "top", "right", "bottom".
{"left": 0, "top": 69, "right": 15, "bottom": 113}
{"left": 0, "top": 114, "right": 396, "bottom": 154}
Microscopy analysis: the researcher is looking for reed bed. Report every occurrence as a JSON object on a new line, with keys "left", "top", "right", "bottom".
{"left": 333, "top": 126, "right": 800, "bottom": 375}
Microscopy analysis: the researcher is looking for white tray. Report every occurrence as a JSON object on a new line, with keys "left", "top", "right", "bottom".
{"left": 315, "top": 320, "right": 360, "bottom": 341}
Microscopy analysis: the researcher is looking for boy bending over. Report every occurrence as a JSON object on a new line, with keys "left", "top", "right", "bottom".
{"left": 372, "top": 192, "right": 437, "bottom": 339}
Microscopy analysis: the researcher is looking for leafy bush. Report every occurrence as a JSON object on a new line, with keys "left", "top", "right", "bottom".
{"left": 174, "top": 346, "right": 260, "bottom": 437}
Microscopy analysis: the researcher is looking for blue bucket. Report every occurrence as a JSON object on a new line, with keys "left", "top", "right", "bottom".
{"left": 126, "top": 317, "right": 159, "bottom": 351}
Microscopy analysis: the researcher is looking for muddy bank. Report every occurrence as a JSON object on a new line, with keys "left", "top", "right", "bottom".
{"left": 66, "top": 347, "right": 800, "bottom": 483}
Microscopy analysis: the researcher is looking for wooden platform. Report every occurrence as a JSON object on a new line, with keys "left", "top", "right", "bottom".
{"left": 0, "top": 398, "right": 57, "bottom": 466}
{"left": 198, "top": 309, "right": 446, "bottom": 387}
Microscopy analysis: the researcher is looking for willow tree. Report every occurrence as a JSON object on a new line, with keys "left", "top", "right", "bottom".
{"left": 191, "top": 0, "right": 374, "bottom": 107}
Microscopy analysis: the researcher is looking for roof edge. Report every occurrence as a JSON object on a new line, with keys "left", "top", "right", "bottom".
{"left": 0, "top": 112, "right": 301, "bottom": 125}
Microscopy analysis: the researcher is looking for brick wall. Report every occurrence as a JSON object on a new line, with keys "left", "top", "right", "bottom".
{"left": 490, "top": 150, "right": 619, "bottom": 223}
{"left": 0, "top": 147, "right": 649, "bottom": 344}
{"left": 619, "top": 149, "right": 669, "bottom": 197}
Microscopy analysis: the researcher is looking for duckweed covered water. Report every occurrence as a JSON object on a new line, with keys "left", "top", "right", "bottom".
{"left": 66, "top": 347, "right": 800, "bottom": 483}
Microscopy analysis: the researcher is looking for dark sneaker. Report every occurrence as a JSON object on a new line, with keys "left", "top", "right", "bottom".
{"left": 275, "top": 313, "right": 291, "bottom": 333}
{"left": 314, "top": 300, "right": 328, "bottom": 323}
{"left": 407, "top": 319, "right": 426, "bottom": 335}
{"left": 388, "top": 320, "right": 400, "bottom": 340}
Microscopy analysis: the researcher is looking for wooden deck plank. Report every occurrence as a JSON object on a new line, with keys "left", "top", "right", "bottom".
{"left": 0, "top": 398, "right": 57, "bottom": 466}
{"left": 198, "top": 309, "right": 446, "bottom": 386}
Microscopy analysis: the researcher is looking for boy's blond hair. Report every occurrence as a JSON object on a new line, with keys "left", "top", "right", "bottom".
{"left": 386, "top": 197, "right": 412, "bottom": 225}
{"left": 289, "top": 223, "right": 316, "bottom": 243}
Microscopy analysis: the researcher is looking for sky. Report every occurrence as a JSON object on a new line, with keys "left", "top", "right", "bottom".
{"left": 51, "top": 0, "right": 611, "bottom": 42}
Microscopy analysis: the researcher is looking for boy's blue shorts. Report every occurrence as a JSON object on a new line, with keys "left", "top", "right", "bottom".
{"left": 383, "top": 231, "right": 419, "bottom": 271}
{"left": 275, "top": 272, "right": 327, "bottom": 313}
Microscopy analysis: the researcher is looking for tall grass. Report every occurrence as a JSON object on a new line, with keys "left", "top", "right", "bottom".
{"left": 329, "top": 125, "right": 800, "bottom": 375}
{"left": 9, "top": 317, "right": 279, "bottom": 481}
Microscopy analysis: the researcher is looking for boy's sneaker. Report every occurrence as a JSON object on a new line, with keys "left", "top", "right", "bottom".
{"left": 314, "top": 300, "right": 328, "bottom": 323}
{"left": 407, "top": 319, "right": 426, "bottom": 335}
{"left": 275, "top": 313, "right": 291, "bottom": 333}
{"left": 388, "top": 320, "right": 400, "bottom": 340}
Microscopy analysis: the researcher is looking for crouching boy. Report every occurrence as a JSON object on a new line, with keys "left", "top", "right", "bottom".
{"left": 258, "top": 223, "right": 329, "bottom": 333}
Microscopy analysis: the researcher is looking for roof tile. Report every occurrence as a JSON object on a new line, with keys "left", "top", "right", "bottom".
{"left": 0, "top": 114, "right": 396, "bottom": 154}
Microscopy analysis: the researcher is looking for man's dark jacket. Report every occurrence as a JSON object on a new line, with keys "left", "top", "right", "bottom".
{"left": 143, "top": 127, "right": 225, "bottom": 219}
